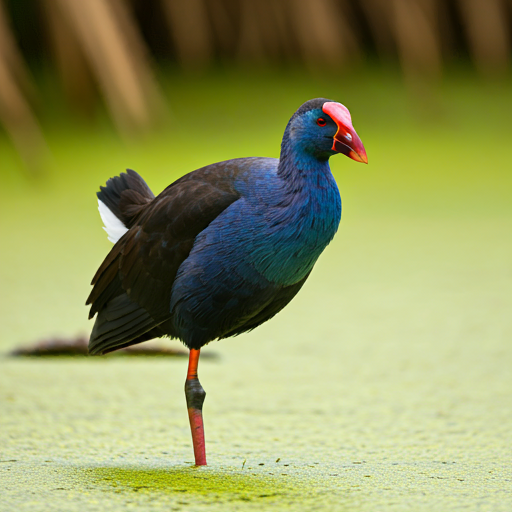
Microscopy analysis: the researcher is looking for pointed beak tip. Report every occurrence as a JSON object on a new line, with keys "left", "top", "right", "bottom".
{"left": 348, "top": 149, "right": 368, "bottom": 164}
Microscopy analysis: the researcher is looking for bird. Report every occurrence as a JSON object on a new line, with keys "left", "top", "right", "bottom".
{"left": 86, "top": 98, "right": 367, "bottom": 466}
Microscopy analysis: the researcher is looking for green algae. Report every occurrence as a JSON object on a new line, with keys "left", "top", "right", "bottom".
{"left": 84, "top": 466, "right": 296, "bottom": 500}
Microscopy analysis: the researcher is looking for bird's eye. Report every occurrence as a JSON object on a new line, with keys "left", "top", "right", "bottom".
{"left": 316, "top": 118, "right": 326, "bottom": 127}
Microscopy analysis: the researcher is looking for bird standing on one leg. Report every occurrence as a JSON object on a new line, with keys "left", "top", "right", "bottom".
{"left": 86, "top": 98, "right": 367, "bottom": 466}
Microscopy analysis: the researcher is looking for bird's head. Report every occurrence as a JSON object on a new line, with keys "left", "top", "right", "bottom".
{"left": 285, "top": 98, "right": 367, "bottom": 164}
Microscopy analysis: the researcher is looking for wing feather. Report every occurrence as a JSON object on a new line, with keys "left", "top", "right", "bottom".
{"left": 87, "top": 164, "right": 241, "bottom": 354}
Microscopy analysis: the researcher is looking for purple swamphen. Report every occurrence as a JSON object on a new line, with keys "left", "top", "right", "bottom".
{"left": 86, "top": 98, "right": 367, "bottom": 465}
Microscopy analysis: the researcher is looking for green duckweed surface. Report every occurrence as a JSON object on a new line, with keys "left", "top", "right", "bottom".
{"left": 1, "top": 72, "right": 511, "bottom": 511}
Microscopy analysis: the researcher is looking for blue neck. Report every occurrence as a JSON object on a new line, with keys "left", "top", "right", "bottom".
{"left": 247, "top": 123, "right": 341, "bottom": 285}
{"left": 277, "top": 125, "right": 331, "bottom": 184}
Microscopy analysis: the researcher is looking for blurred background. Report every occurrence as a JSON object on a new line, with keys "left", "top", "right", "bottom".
{"left": 1, "top": 0, "right": 512, "bottom": 171}
{"left": 0, "top": 0, "right": 511, "bottom": 361}
{"left": 0, "top": 0, "right": 511, "bottom": 366}
{"left": 1, "top": 1, "right": 511, "bottom": 509}
{"left": 0, "top": 0, "right": 512, "bottom": 343}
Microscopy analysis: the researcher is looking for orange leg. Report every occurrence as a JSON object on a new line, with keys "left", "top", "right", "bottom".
{"left": 185, "top": 349, "right": 206, "bottom": 466}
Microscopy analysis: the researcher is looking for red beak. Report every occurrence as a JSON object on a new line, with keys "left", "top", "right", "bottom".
{"left": 322, "top": 102, "right": 368, "bottom": 164}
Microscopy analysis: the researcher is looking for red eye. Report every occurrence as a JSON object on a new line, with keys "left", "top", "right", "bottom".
{"left": 316, "top": 118, "right": 326, "bottom": 127}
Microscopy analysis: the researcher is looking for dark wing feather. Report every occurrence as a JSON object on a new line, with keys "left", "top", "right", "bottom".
{"left": 87, "top": 165, "right": 241, "bottom": 354}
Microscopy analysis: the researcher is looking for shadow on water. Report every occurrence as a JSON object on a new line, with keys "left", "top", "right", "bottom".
{"left": 80, "top": 465, "right": 340, "bottom": 506}
{"left": 8, "top": 336, "right": 218, "bottom": 359}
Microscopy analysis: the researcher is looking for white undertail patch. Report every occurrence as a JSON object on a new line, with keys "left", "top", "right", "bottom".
{"left": 98, "top": 199, "right": 128, "bottom": 243}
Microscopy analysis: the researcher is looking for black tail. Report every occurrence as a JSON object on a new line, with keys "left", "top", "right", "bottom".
{"left": 88, "top": 169, "right": 159, "bottom": 355}
{"left": 98, "top": 169, "right": 155, "bottom": 229}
